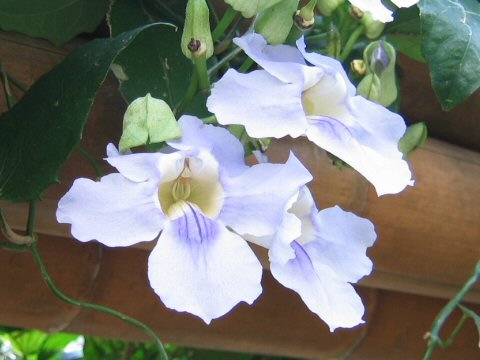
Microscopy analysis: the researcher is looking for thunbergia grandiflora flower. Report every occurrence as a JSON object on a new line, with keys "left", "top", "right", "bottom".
{"left": 349, "top": 0, "right": 420, "bottom": 22}
{"left": 207, "top": 33, "right": 414, "bottom": 196}
{"left": 57, "top": 116, "right": 312, "bottom": 323}
{"left": 249, "top": 186, "right": 376, "bottom": 331}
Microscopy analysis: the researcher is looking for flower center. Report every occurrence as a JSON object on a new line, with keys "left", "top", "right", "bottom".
{"left": 301, "top": 73, "right": 348, "bottom": 118}
{"left": 158, "top": 156, "right": 224, "bottom": 219}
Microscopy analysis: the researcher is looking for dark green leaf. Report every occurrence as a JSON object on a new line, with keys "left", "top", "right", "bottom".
{"left": 418, "top": 0, "right": 480, "bottom": 110}
{"left": 385, "top": 6, "right": 421, "bottom": 34}
{"left": 386, "top": 34, "right": 425, "bottom": 62}
{"left": 0, "top": 23, "right": 170, "bottom": 201}
{"left": 38, "top": 333, "right": 80, "bottom": 360}
{"left": 109, "top": 0, "right": 194, "bottom": 110}
{"left": 0, "top": 0, "right": 110, "bottom": 45}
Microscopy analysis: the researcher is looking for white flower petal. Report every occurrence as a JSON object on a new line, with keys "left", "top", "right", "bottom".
{"left": 168, "top": 116, "right": 248, "bottom": 176}
{"left": 57, "top": 174, "right": 165, "bottom": 247}
{"left": 148, "top": 204, "right": 263, "bottom": 324}
{"left": 308, "top": 206, "right": 376, "bottom": 282}
{"left": 220, "top": 152, "right": 312, "bottom": 237}
{"left": 306, "top": 110, "right": 413, "bottom": 196}
{"left": 208, "top": 69, "right": 308, "bottom": 138}
{"left": 106, "top": 143, "right": 174, "bottom": 182}
{"left": 296, "top": 37, "right": 356, "bottom": 96}
{"left": 234, "top": 33, "right": 323, "bottom": 88}
{"left": 392, "top": 0, "right": 419, "bottom": 8}
{"left": 271, "top": 241, "right": 366, "bottom": 331}
{"left": 349, "top": 0, "right": 394, "bottom": 22}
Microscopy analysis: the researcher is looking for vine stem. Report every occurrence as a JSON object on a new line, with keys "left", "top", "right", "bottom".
{"left": 212, "top": 7, "right": 238, "bottom": 42}
{"left": 77, "top": 145, "right": 105, "bottom": 178}
{"left": 339, "top": 25, "right": 364, "bottom": 62}
{"left": 21, "top": 202, "right": 168, "bottom": 358}
{"left": 29, "top": 241, "right": 168, "bottom": 360}
{"left": 422, "top": 260, "right": 480, "bottom": 360}
{"left": 207, "top": 47, "right": 242, "bottom": 77}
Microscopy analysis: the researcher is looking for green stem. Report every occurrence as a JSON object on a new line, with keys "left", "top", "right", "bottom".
{"left": 339, "top": 25, "right": 364, "bottom": 62}
{"left": 212, "top": 7, "right": 238, "bottom": 42}
{"left": 26, "top": 201, "right": 36, "bottom": 237}
{"left": 0, "top": 62, "right": 16, "bottom": 109}
{"left": 206, "top": 0, "right": 220, "bottom": 24}
{"left": 207, "top": 47, "right": 242, "bottom": 77}
{"left": 201, "top": 115, "right": 217, "bottom": 124}
{"left": 306, "top": 33, "right": 328, "bottom": 43}
{"left": 441, "top": 313, "right": 469, "bottom": 348}
{"left": 238, "top": 57, "right": 254, "bottom": 73}
{"left": 193, "top": 55, "right": 210, "bottom": 92}
{"left": 422, "top": 260, "right": 480, "bottom": 360}
{"left": 175, "top": 71, "right": 198, "bottom": 117}
{"left": 29, "top": 242, "right": 168, "bottom": 360}
{"left": 77, "top": 145, "right": 104, "bottom": 178}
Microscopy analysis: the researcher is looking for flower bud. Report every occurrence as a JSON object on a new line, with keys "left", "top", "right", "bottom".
{"left": 255, "top": 0, "right": 299, "bottom": 44}
{"left": 399, "top": 122, "right": 428, "bottom": 157}
{"left": 349, "top": 5, "right": 364, "bottom": 19}
{"left": 294, "top": 0, "right": 316, "bottom": 30}
{"left": 361, "top": 11, "right": 385, "bottom": 39}
{"left": 351, "top": 59, "right": 367, "bottom": 76}
{"left": 181, "top": 0, "right": 213, "bottom": 60}
{"left": 357, "top": 41, "right": 397, "bottom": 106}
{"left": 317, "top": 0, "right": 344, "bottom": 17}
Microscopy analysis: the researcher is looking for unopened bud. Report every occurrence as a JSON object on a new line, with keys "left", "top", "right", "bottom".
{"left": 349, "top": 5, "right": 364, "bottom": 19}
{"left": 181, "top": 0, "right": 213, "bottom": 60}
{"left": 361, "top": 11, "right": 385, "bottom": 39}
{"left": 399, "top": 122, "right": 428, "bottom": 157}
{"left": 317, "top": 0, "right": 344, "bottom": 17}
{"left": 255, "top": 0, "right": 298, "bottom": 44}
{"left": 371, "top": 42, "right": 391, "bottom": 75}
{"left": 295, "top": 0, "right": 316, "bottom": 30}
{"left": 351, "top": 59, "right": 367, "bottom": 76}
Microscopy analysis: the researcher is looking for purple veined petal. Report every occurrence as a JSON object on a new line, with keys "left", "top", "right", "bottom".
{"left": 296, "top": 37, "right": 356, "bottom": 96}
{"left": 305, "top": 114, "right": 413, "bottom": 196}
{"left": 168, "top": 115, "right": 248, "bottom": 176}
{"left": 207, "top": 69, "right": 308, "bottom": 139}
{"left": 270, "top": 241, "right": 366, "bottom": 331}
{"left": 148, "top": 203, "right": 263, "bottom": 324}
{"left": 57, "top": 174, "right": 166, "bottom": 247}
{"left": 348, "top": 0, "right": 394, "bottom": 22}
{"left": 106, "top": 143, "right": 181, "bottom": 183}
{"left": 306, "top": 206, "right": 376, "bottom": 283}
{"left": 234, "top": 33, "right": 323, "bottom": 88}
{"left": 220, "top": 152, "right": 312, "bottom": 237}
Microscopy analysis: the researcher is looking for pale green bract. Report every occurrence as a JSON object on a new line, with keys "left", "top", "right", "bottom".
{"left": 224, "top": 0, "right": 284, "bottom": 18}
{"left": 119, "top": 94, "right": 182, "bottom": 153}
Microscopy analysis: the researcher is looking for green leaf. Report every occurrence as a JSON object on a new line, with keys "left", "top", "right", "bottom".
{"left": 119, "top": 93, "right": 182, "bottom": 153}
{"left": 0, "top": 0, "right": 110, "bottom": 45}
{"left": 0, "top": 23, "right": 171, "bottom": 202}
{"left": 399, "top": 122, "right": 428, "bottom": 156}
{"left": 418, "top": 0, "right": 480, "bottom": 110}
{"left": 108, "top": 0, "right": 193, "bottom": 109}
{"left": 7, "top": 330, "right": 48, "bottom": 356}
{"left": 39, "top": 333, "right": 80, "bottom": 360}
{"left": 386, "top": 34, "right": 425, "bottom": 62}
{"left": 459, "top": 305, "right": 480, "bottom": 347}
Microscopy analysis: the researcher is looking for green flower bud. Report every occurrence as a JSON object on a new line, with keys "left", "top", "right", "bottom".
{"left": 181, "top": 0, "right": 213, "bottom": 59}
{"left": 399, "top": 122, "right": 428, "bottom": 157}
{"left": 357, "top": 41, "right": 397, "bottom": 106}
{"left": 351, "top": 59, "right": 367, "bottom": 76}
{"left": 317, "top": 0, "right": 344, "bottom": 17}
{"left": 361, "top": 11, "right": 385, "bottom": 39}
{"left": 119, "top": 94, "right": 182, "bottom": 153}
{"left": 255, "top": 0, "right": 299, "bottom": 45}
{"left": 294, "top": 0, "right": 316, "bottom": 30}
